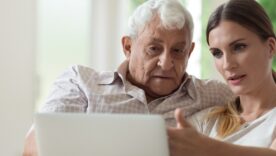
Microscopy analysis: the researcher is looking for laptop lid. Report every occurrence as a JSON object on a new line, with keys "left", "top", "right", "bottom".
{"left": 34, "top": 113, "right": 169, "bottom": 156}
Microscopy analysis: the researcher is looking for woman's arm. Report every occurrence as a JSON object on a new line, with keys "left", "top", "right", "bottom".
{"left": 168, "top": 109, "right": 276, "bottom": 156}
{"left": 206, "top": 136, "right": 276, "bottom": 156}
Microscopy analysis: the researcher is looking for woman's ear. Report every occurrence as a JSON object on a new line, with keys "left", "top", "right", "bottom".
{"left": 267, "top": 37, "right": 276, "bottom": 58}
{"left": 122, "top": 36, "right": 132, "bottom": 60}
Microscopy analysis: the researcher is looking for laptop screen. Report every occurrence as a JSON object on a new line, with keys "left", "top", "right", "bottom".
{"left": 35, "top": 113, "right": 169, "bottom": 156}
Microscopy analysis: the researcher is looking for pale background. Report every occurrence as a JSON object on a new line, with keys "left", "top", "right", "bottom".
{"left": 0, "top": 0, "right": 228, "bottom": 155}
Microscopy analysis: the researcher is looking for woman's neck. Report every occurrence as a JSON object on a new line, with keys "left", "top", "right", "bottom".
{"left": 239, "top": 78, "right": 276, "bottom": 122}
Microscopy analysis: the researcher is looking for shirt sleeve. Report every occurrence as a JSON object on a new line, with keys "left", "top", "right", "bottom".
{"left": 199, "top": 79, "right": 235, "bottom": 110}
{"left": 187, "top": 107, "right": 216, "bottom": 135}
{"left": 187, "top": 108, "right": 208, "bottom": 133}
{"left": 212, "top": 80, "right": 235, "bottom": 106}
{"left": 39, "top": 65, "right": 88, "bottom": 113}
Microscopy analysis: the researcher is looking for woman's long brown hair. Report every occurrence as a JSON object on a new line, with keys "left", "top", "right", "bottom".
{"left": 206, "top": 0, "right": 276, "bottom": 138}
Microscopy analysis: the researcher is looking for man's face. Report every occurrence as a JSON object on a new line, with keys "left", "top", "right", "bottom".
{"left": 122, "top": 17, "right": 194, "bottom": 98}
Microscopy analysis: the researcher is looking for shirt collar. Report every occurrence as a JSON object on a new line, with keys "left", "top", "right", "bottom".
{"left": 167, "top": 73, "right": 196, "bottom": 100}
{"left": 97, "top": 60, "right": 196, "bottom": 100}
{"left": 97, "top": 60, "right": 128, "bottom": 85}
{"left": 97, "top": 72, "right": 118, "bottom": 84}
{"left": 116, "top": 60, "right": 129, "bottom": 83}
{"left": 181, "top": 74, "right": 197, "bottom": 100}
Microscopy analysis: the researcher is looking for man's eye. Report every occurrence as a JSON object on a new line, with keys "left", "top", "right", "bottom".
{"left": 173, "top": 48, "right": 184, "bottom": 54}
{"left": 211, "top": 49, "right": 223, "bottom": 59}
{"left": 147, "top": 46, "right": 161, "bottom": 54}
{"left": 149, "top": 46, "right": 158, "bottom": 51}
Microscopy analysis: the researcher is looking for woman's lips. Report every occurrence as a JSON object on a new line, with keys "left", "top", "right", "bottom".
{"left": 227, "top": 74, "right": 246, "bottom": 85}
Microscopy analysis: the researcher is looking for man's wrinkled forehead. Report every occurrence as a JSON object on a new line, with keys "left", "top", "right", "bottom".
{"left": 138, "top": 15, "right": 191, "bottom": 40}
{"left": 147, "top": 37, "right": 188, "bottom": 47}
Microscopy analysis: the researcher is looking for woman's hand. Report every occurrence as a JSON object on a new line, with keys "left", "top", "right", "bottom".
{"left": 167, "top": 109, "right": 213, "bottom": 156}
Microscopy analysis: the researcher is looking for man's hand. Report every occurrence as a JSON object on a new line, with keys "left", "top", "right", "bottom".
{"left": 167, "top": 109, "right": 212, "bottom": 156}
{"left": 22, "top": 126, "right": 38, "bottom": 156}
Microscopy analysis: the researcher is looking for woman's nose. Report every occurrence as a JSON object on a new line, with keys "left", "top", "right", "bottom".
{"left": 223, "top": 54, "right": 238, "bottom": 70}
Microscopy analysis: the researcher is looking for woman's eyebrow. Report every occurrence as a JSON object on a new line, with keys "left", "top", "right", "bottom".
{"left": 229, "top": 38, "right": 246, "bottom": 47}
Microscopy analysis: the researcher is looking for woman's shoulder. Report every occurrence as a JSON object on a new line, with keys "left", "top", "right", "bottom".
{"left": 187, "top": 107, "right": 219, "bottom": 135}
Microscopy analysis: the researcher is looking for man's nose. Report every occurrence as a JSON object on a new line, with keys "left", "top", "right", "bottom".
{"left": 157, "top": 51, "right": 174, "bottom": 71}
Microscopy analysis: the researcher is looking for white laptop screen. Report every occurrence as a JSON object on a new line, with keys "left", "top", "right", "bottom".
{"left": 35, "top": 113, "right": 169, "bottom": 156}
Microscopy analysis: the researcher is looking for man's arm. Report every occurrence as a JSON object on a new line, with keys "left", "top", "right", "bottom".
{"left": 40, "top": 65, "right": 89, "bottom": 113}
{"left": 23, "top": 125, "right": 37, "bottom": 156}
{"left": 271, "top": 138, "right": 276, "bottom": 150}
{"left": 22, "top": 66, "right": 93, "bottom": 156}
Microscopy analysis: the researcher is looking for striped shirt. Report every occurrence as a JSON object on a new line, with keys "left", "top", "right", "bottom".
{"left": 40, "top": 61, "right": 233, "bottom": 126}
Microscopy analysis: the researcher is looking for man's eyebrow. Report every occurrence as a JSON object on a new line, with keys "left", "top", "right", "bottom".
{"left": 151, "top": 38, "right": 163, "bottom": 43}
{"left": 229, "top": 38, "right": 246, "bottom": 47}
{"left": 175, "top": 41, "right": 186, "bottom": 45}
{"left": 151, "top": 38, "right": 187, "bottom": 44}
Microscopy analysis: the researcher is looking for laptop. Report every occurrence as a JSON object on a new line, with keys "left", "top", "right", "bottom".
{"left": 34, "top": 113, "right": 169, "bottom": 156}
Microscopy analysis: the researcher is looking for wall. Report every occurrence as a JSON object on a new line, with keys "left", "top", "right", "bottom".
{"left": 90, "top": 0, "right": 129, "bottom": 71}
{"left": 0, "top": 0, "right": 36, "bottom": 155}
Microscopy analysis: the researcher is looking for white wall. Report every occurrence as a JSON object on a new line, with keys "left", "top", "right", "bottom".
{"left": 90, "top": 0, "right": 129, "bottom": 71}
{"left": 0, "top": 0, "right": 35, "bottom": 155}
{"left": 186, "top": 0, "right": 202, "bottom": 78}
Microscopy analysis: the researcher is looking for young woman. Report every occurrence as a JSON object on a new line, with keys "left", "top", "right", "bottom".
{"left": 168, "top": 0, "right": 276, "bottom": 155}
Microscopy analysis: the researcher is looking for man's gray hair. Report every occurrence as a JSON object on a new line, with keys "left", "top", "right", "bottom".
{"left": 127, "top": 0, "right": 194, "bottom": 40}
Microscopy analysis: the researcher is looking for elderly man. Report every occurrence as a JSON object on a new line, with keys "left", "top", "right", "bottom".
{"left": 23, "top": 0, "right": 233, "bottom": 155}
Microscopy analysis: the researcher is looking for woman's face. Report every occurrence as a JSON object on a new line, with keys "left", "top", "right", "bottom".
{"left": 208, "top": 20, "right": 275, "bottom": 95}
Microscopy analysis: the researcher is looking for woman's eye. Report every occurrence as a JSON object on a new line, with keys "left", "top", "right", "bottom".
{"left": 233, "top": 43, "right": 247, "bottom": 52}
{"left": 211, "top": 49, "right": 223, "bottom": 59}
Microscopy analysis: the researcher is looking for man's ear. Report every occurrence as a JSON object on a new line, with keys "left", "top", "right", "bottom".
{"left": 122, "top": 36, "right": 132, "bottom": 59}
{"left": 188, "top": 42, "right": 195, "bottom": 57}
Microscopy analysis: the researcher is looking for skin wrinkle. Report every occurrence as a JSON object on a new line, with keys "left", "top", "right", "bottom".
{"left": 123, "top": 15, "right": 194, "bottom": 102}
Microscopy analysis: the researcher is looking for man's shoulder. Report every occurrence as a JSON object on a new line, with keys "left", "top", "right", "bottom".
{"left": 186, "top": 75, "right": 234, "bottom": 108}
{"left": 188, "top": 75, "right": 234, "bottom": 98}
{"left": 60, "top": 65, "right": 116, "bottom": 83}
{"left": 69, "top": 64, "right": 98, "bottom": 75}
{"left": 68, "top": 65, "right": 115, "bottom": 76}
{"left": 188, "top": 75, "right": 228, "bottom": 89}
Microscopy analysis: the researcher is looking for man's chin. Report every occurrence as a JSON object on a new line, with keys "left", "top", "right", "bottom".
{"left": 147, "top": 87, "right": 176, "bottom": 98}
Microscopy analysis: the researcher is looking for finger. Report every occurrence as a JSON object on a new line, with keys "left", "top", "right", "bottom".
{"left": 167, "top": 127, "right": 186, "bottom": 142}
{"left": 169, "top": 139, "right": 179, "bottom": 156}
{"left": 174, "top": 108, "right": 192, "bottom": 128}
{"left": 167, "top": 127, "right": 179, "bottom": 138}
{"left": 168, "top": 135, "right": 187, "bottom": 156}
